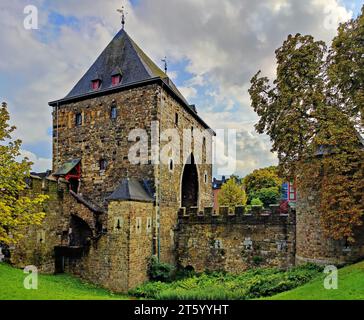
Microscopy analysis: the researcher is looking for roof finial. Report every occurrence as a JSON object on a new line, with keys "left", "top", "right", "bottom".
{"left": 117, "top": 5, "right": 128, "bottom": 29}
{"left": 161, "top": 56, "right": 168, "bottom": 74}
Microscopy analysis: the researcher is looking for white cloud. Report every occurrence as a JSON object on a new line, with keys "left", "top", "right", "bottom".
{"left": 19, "top": 149, "right": 52, "bottom": 172}
{"left": 178, "top": 86, "right": 197, "bottom": 100}
{"left": 0, "top": 0, "right": 353, "bottom": 176}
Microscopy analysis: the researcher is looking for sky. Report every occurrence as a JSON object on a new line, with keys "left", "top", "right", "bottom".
{"left": 0, "top": 0, "right": 362, "bottom": 176}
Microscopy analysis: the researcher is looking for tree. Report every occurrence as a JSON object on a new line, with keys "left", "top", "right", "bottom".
{"left": 0, "top": 102, "right": 48, "bottom": 245}
{"left": 251, "top": 187, "right": 281, "bottom": 207}
{"left": 218, "top": 178, "right": 247, "bottom": 209}
{"left": 243, "top": 166, "right": 283, "bottom": 203}
{"left": 249, "top": 21, "right": 364, "bottom": 242}
{"left": 328, "top": 6, "right": 364, "bottom": 127}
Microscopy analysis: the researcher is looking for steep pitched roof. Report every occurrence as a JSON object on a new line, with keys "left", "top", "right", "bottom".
{"left": 63, "top": 29, "right": 188, "bottom": 105}
{"left": 107, "top": 178, "right": 154, "bottom": 203}
{"left": 49, "top": 29, "right": 214, "bottom": 131}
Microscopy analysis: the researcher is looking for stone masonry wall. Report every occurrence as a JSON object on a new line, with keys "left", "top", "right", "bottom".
{"left": 296, "top": 187, "right": 364, "bottom": 266}
{"left": 52, "top": 84, "right": 159, "bottom": 208}
{"left": 11, "top": 176, "right": 154, "bottom": 293}
{"left": 176, "top": 206, "right": 296, "bottom": 273}
{"left": 66, "top": 200, "right": 154, "bottom": 293}
{"left": 157, "top": 86, "right": 214, "bottom": 264}
{"left": 11, "top": 178, "right": 70, "bottom": 273}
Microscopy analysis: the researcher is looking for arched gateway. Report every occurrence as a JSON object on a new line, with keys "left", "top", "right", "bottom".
{"left": 181, "top": 154, "right": 199, "bottom": 208}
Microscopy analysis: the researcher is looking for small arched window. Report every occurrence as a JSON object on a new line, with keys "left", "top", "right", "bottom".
{"left": 169, "top": 159, "right": 174, "bottom": 172}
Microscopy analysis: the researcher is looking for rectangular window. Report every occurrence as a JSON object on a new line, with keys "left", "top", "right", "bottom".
{"left": 175, "top": 113, "right": 179, "bottom": 126}
{"left": 110, "top": 106, "right": 117, "bottom": 119}
{"left": 91, "top": 79, "right": 101, "bottom": 90}
{"left": 289, "top": 182, "right": 296, "bottom": 201}
{"left": 75, "top": 113, "right": 82, "bottom": 126}
{"left": 112, "top": 75, "right": 121, "bottom": 86}
{"left": 99, "top": 159, "right": 107, "bottom": 171}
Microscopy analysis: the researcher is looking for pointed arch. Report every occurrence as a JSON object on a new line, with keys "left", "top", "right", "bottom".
{"left": 181, "top": 154, "right": 199, "bottom": 208}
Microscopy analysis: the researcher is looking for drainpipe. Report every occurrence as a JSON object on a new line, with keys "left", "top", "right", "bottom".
{"left": 154, "top": 83, "right": 163, "bottom": 262}
{"left": 56, "top": 101, "right": 60, "bottom": 170}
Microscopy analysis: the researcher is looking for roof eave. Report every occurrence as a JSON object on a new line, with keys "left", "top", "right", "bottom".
{"left": 49, "top": 77, "right": 215, "bottom": 134}
{"left": 49, "top": 77, "right": 162, "bottom": 107}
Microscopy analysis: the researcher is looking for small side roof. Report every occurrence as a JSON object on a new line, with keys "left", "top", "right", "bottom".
{"left": 107, "top": 178, "right": 154, "bottom": 203}
{"left": 54, "top": 159, "right": 81, "bottom": 176}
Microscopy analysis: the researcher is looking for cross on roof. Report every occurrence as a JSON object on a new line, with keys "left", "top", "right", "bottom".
{"left": 117, "top": 5, "right": 128, "bottom": 29}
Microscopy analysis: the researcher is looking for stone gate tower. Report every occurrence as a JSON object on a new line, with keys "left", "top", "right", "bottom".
{"left": 49, "top": 28, "right": 214, "bottom": 266}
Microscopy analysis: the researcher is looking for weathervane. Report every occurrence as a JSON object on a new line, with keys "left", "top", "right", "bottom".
{"left": 161, "top": 56, "right": 168, "bottom": 74}
{"left": 117, "top": 5, "right": 128, "bottom": 29}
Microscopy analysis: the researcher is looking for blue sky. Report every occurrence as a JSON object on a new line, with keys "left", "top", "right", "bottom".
{"left": 0, "top": 0, "right": 362, "bottom": 176}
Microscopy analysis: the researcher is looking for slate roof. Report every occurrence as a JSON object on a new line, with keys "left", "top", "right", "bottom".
{"left": 48, "top": 29, "right": 214, "bottom": 132}
{"left": 54, "top": 159, "right": 81, "bottom": 176}
{"left": 107, "top": 178, "right": 155, "bottom": 203}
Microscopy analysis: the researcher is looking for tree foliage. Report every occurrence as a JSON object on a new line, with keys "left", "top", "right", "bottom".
{"left": 0, "top": 102, "right": 48, "bottom": 245}
{"left": 248, "top": 8, "right": 364, "bottom": 242}
{"left": 250, "top": 187, "right": 281, "bottom": 207}
{"left": 328, "top": 6, "right": 364, "bottom": 127}
{"left": 243, "top": 166, "right": 283, "bottom": 204}
{"left": 218, "top": 178, "right": 247, "bottom": 209}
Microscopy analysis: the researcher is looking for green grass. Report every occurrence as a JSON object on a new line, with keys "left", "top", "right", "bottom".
{"left": 0, "top": 263, "right": 128, "bottom": 300}
{"left": 267, "top": 260, "right": 364, "bottom": 300}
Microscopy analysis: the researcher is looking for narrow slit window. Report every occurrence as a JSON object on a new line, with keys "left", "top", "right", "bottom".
{"left": 110, "top": 105, "right": 117, "bottom": 119}
{"left": 175, "top": 113, "right": 179, "bottom": 126}
{"left": 99, "top": 159, "right": 107, "bottom": 171}
{"left": 75, "top": 113, "right": 82, "bottom": 126}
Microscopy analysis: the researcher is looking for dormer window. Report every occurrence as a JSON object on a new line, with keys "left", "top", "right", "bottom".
{"left": 91, "top": 79, "right": 101, "bottom": 91}
{"left": 111, "top": 68, "right": 122, "bottom": 87}
{"left": 112, "top": 74, "right": 122, "bottom": 86}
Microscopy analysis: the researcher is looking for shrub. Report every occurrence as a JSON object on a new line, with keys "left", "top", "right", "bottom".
{"left": 131, "top": 263, "right": 322, "bottom": 300}
{"left": 251, "top": 198, "right": 263, "bottom": 206}
{"left": 147, "top": 256, "right": 174, "bottom": 282}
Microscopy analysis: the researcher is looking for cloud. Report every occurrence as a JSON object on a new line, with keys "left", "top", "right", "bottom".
{"left": 19, "top": 149, "right": 52, "bottom": 173}
{"left": 0, "top": 0, "right": 354, "bottom": 176}
{"left": 178, "top": 86, "right": 197, "bottom": 100}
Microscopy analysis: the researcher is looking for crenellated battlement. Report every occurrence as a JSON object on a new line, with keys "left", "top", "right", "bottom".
{"left": 178, "top": 204, "right": 295, "bottom": 225}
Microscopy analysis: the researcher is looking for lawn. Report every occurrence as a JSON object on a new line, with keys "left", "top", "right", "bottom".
{"left": 0, "top": 263, "right": 128, "bottom": 300}
{"left": 2, "top": 260, "right": 364, "bottom": 300}
{"left": 267, "top": 260, "right": 364, "bottom": 300}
